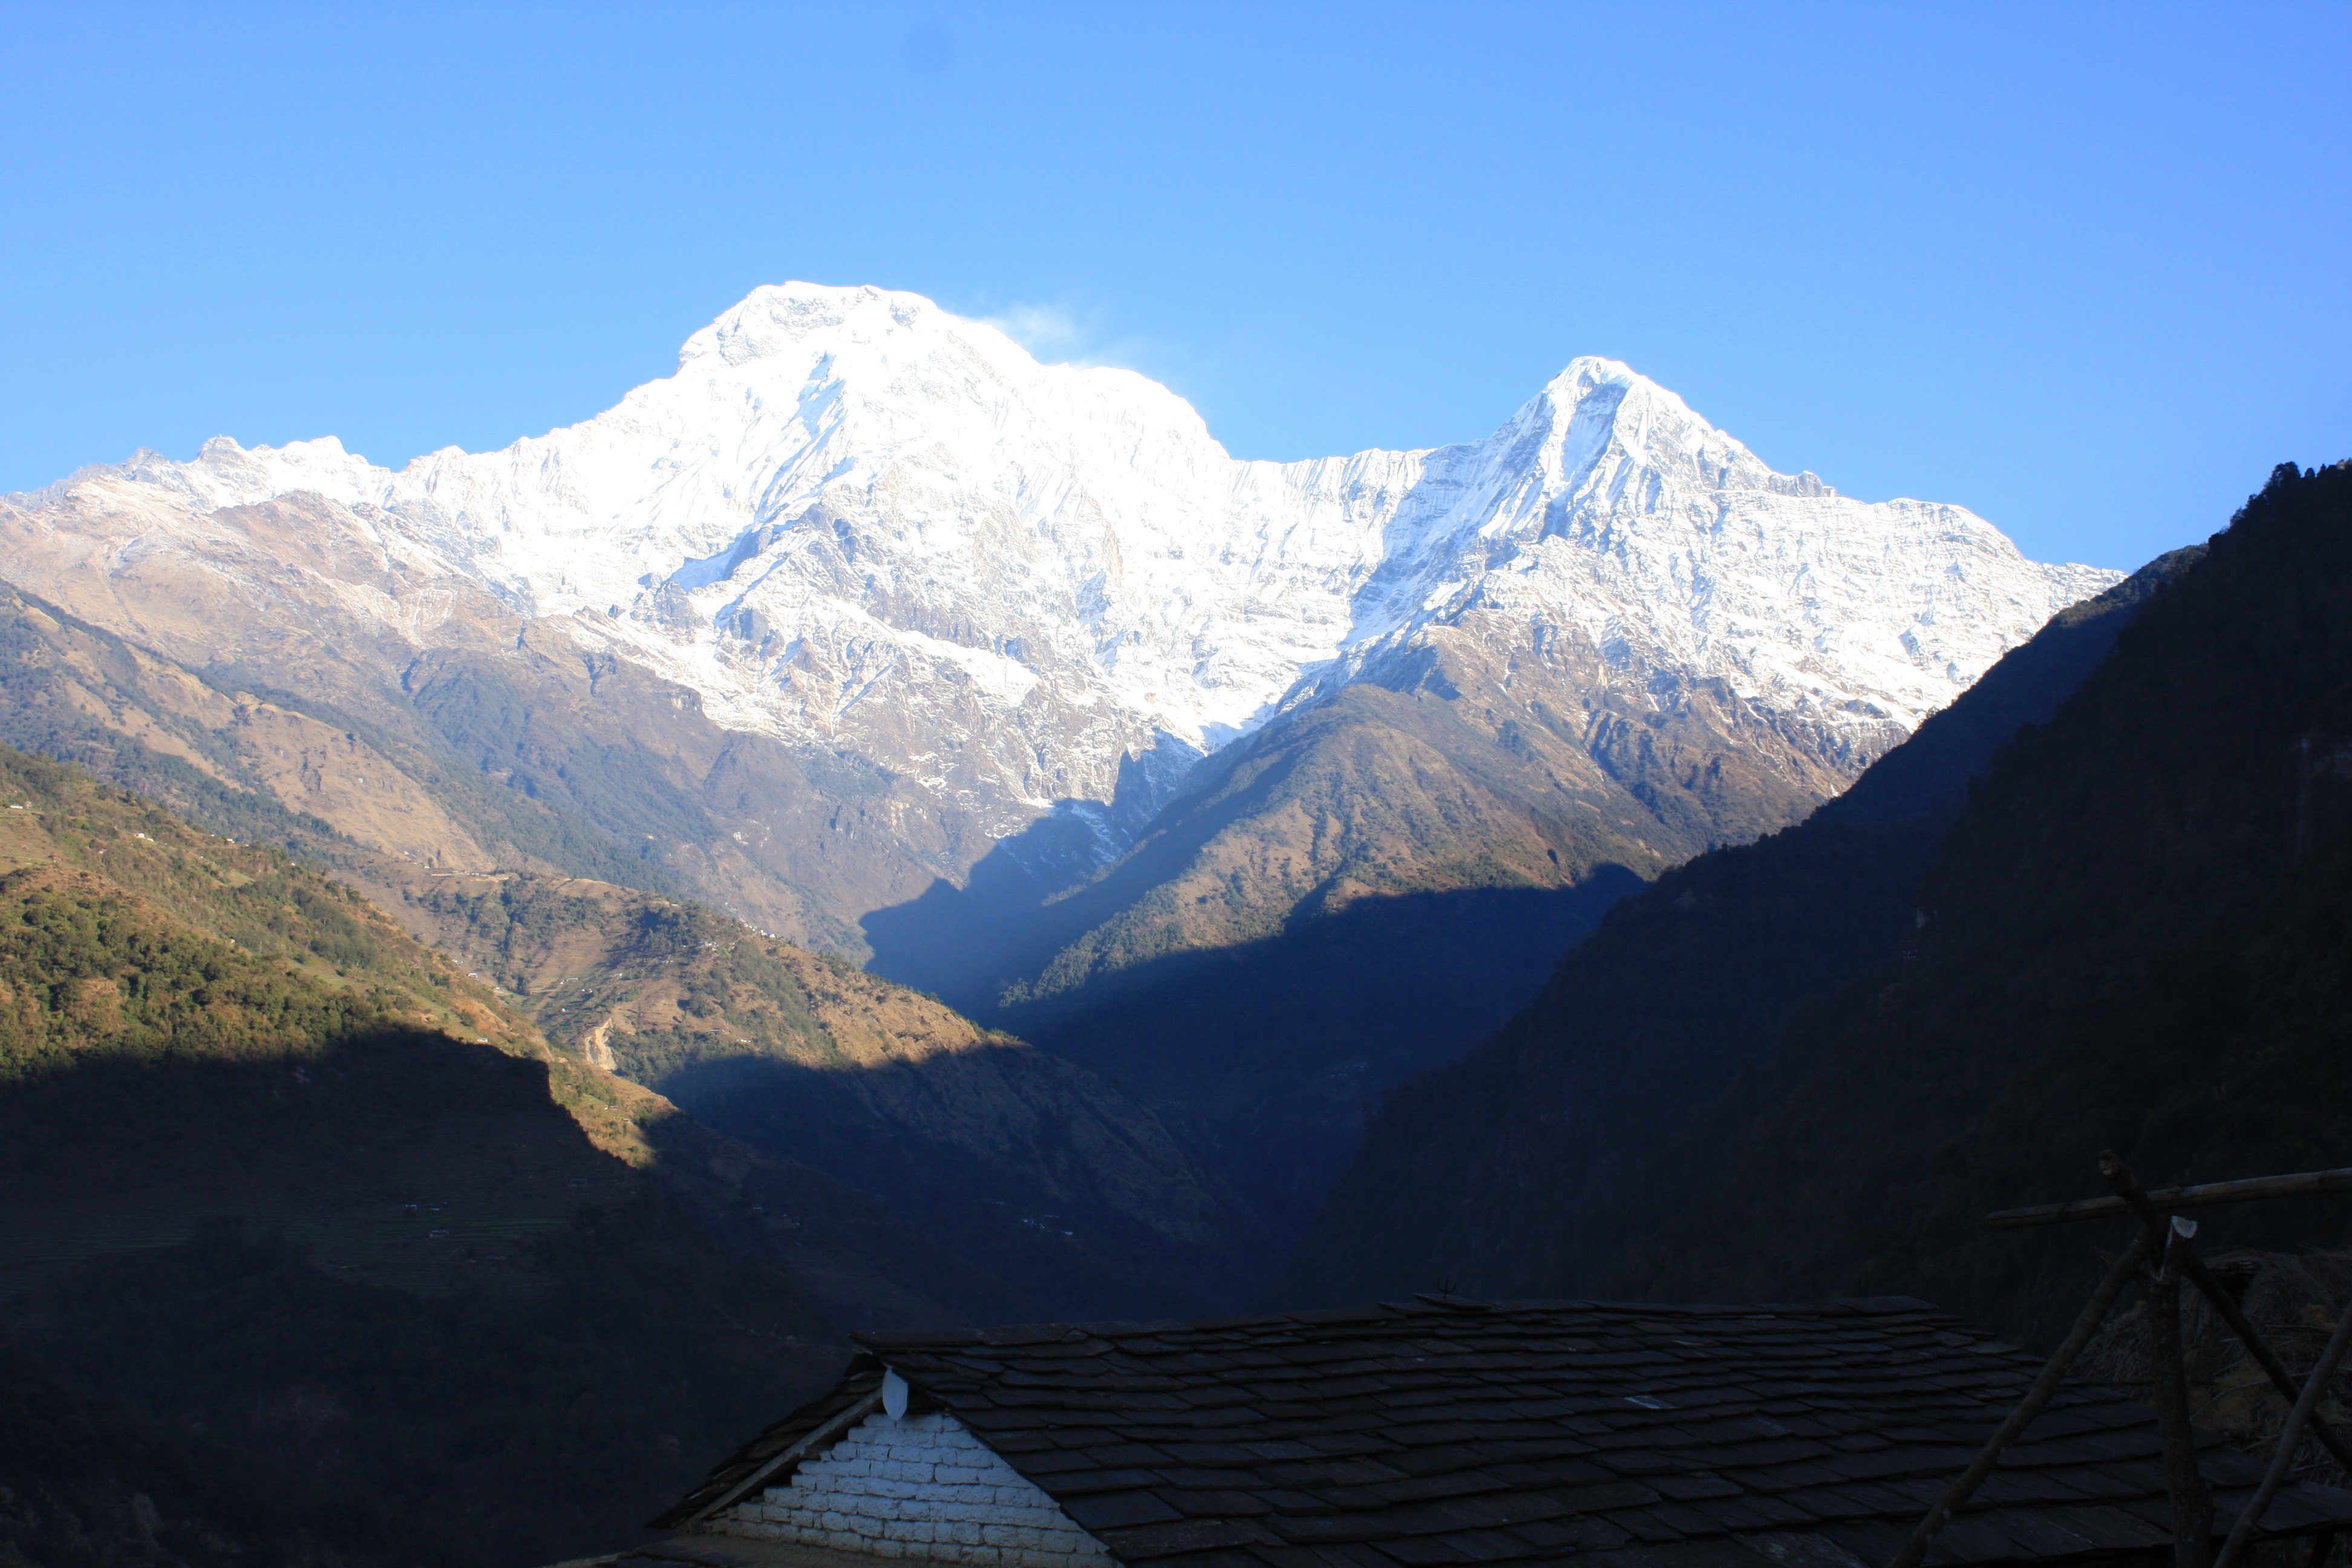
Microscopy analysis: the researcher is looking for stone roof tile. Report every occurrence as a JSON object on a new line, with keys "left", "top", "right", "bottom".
{"left": 658, "top": 1299, "right": 2352, "bottom": 1566}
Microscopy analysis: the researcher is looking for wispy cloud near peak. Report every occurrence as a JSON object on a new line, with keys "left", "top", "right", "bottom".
{"left": 976, "top": 301, "right": 1165, "bottom": 379}
{"left": 982, "top": 303, "right": 1092, "bottom": 364}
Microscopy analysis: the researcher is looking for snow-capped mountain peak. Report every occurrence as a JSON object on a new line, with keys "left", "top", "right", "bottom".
{"left": 11, "top": 282, "right": 2118, "bottom": 854}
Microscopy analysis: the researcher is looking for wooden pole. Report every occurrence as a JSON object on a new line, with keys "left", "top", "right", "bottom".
{"left": 2102, "top": 1152, "right": 2352, "bottom": 1477}
{"left": 1987, "top": 1166, "right": 2352, "bottom": 1231}
{"left": 1883, "top": 1226, "right": 2155, "bottom": 1568}
{"left": 2148, "top": 1217, "right": 2217, "bottom": 1568}
{"left": 2209, "top": 1300, "right": 2352, "bottom": 1568}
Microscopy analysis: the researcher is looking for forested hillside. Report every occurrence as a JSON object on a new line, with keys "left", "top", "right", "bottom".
{"left": 1280, "top": 461, "right": 2352, "bottom": 1345}
{"left": 1587, "top": 460, "right": 2352, "bottom": 1341}
{"left": 0, "top": 744, "right": 1010, "bottom": 1568}
{"left": 1274, "top": 546, "right": 2194, "bottom": 1309}
{"left": 0, "top": 584, "right": 1295, "bottom": 1307}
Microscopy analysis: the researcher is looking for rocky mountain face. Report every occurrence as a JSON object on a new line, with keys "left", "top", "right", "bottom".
{"left": 1281, "top": 460, "right": 2352, "bottom": 1346}
{"left": 0, "top": 282, "right": 2120, "bottom": 1279}
{"left": 0, "top": 283, "right": 2114, "bottom": 932}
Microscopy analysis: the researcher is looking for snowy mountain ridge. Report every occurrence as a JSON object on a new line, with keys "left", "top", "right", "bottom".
{"left": 16, "top": 281, "right": 2118, "bottom": 854}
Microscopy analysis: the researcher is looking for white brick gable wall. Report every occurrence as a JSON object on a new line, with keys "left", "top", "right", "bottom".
{"left": 710, "top": 1410, "right": 1115, "bottom": 1568}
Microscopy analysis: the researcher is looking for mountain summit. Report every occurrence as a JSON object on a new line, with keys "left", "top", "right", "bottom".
{"left": 22, "top": 282, "right": 2114, "bottom": 885}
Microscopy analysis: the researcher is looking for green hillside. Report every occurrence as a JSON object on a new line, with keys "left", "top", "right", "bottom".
{"left": 391, "top": 867, "right": 1258, "bottom": 1319}
{"left": 0, "top": 742, "right": 1010, "bottom": 1566}
{"left": 0, "top": 580, "right": 1255, "bottom": 1316}
{"left": 0, "top": 1327, "right": 453, "bottom": 1568}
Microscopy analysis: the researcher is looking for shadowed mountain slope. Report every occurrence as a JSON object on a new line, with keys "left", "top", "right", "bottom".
{"left": 0, "top": 580, "right": 1252, "bottom": 1316}
{"left": 0, "top": 568, "right": 1818, "bottom": 1302}
{"left": 866, "top": 596, "right": 1917, "bottom": 1261}
{"left": 1273, "top": 535, "right": 2207, "bottom": 1310}
{"left": 390, "top": 869, "right": 1256, "bottom": 1319}
{"left": 0, "top": 742, "right": 1030, "bottom": 1566}
{"left": 1566, "top": 460, "right": 2352, "bottom": 1343}
{"left": 0, "top": 1325, "right": 459, "bottom": 1568}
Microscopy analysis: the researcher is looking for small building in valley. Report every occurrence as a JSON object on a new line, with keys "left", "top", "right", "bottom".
{"left": 626, "top": 1295, "right": 2352, "bottom": 1568}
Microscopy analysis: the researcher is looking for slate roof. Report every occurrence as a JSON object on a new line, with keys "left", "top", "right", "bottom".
{"left": 654, "top": 1364, "right": 889, "bottom": 1528}
{"left": 658, "top": 1296, "right": 2352, "bottom": 1568}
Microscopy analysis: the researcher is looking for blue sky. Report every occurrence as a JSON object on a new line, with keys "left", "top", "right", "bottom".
{"left": 1, "top": 2, "right": 2344, "bottom": 572}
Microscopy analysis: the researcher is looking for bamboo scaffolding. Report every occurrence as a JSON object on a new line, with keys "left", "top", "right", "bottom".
{"left": 1987, "top": 1167, "right": 2352, "bottom": 1232}
{"left": 1898, "top": 1155, "right": 2352, "bottom": 1568}
{"left": 2100, "top": 1154, "right": 2352, "bottom": 1477}
{"left": 2211, "top": 1304, "right": 2352, "bottom": 1568}
{"left": 2149, "top": 1218, "right": 2217, "bottom": 1568}
{"left": 1881, "top": 1227, "right": 2156, "bottom": 1568}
